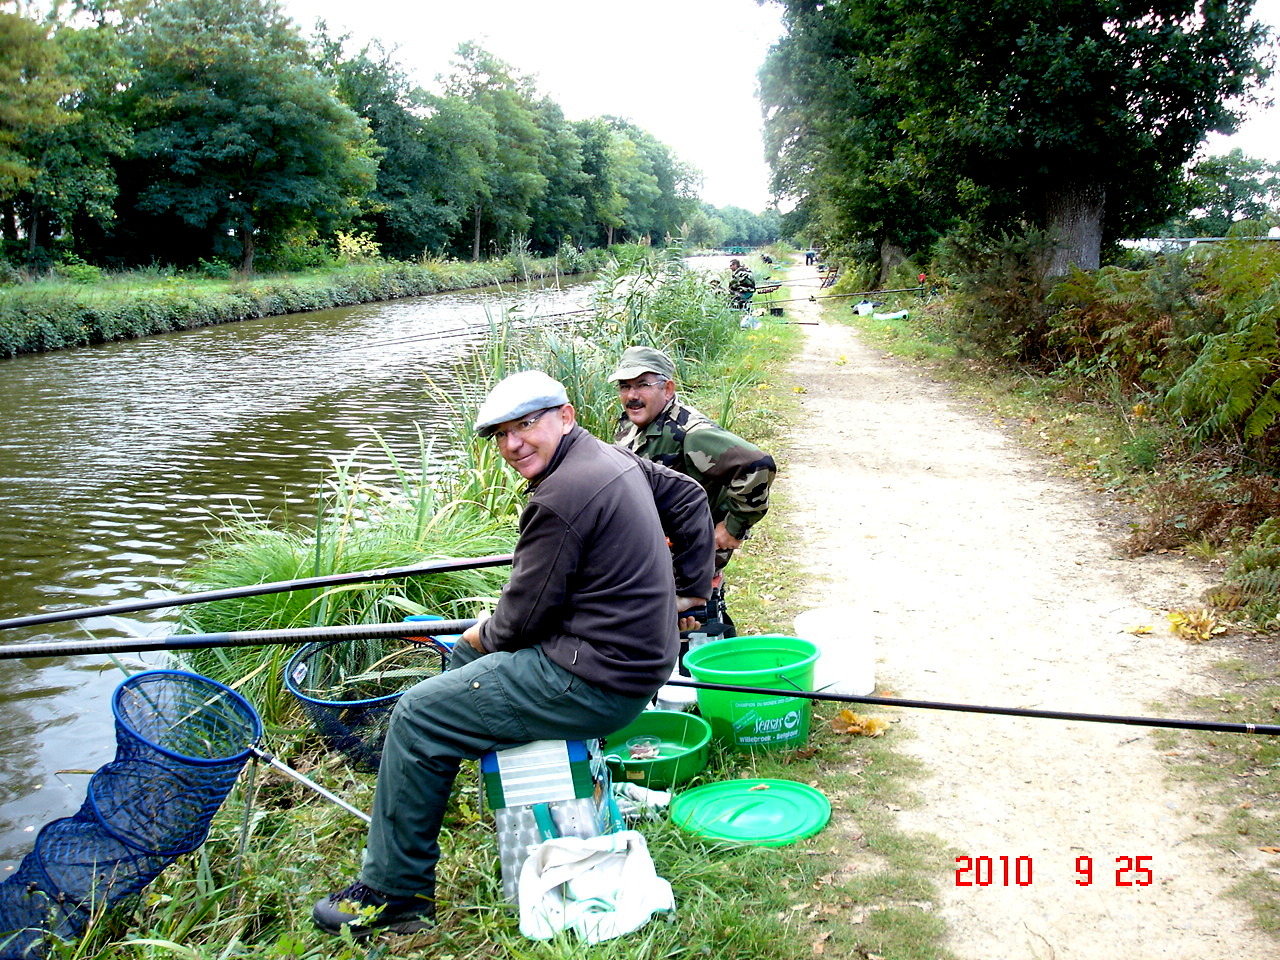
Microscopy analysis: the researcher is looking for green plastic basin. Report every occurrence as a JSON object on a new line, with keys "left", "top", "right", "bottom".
{"left": 604, "top": 710, "right": 711, "bottom": 789}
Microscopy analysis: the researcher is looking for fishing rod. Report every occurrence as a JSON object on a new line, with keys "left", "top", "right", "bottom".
{"left": 0, "top": 555, "right": 511, "bottom": 632}
{"left": 663, "top": 678, "right": 1280, "bottom": 738}
{"left": 0, "top": 618, "right": 480, "bottom": 661}
{"left": 344, "top": 308, "right": 597, "bottom": 354}
{"left": 7, "top": 610, "right": 1251, "bottom": 739}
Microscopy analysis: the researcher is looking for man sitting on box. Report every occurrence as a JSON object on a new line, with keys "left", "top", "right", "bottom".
{"left": 313, "top": 370, "right": 715, "bottom": 939}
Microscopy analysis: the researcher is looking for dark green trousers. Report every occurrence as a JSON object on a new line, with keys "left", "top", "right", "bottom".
{"left": 360, "top": 641, "right": 651, "bottom": 896}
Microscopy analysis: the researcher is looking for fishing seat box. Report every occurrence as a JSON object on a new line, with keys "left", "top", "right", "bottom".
{"left": 480, "top": 739, "right": 620, "bottom": 902}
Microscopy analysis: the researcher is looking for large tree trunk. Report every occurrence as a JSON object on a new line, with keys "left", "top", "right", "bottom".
{"left": 878, "top": 238, "right": 907, "bottom": 287}
{"left": 1043, "top": 182, "right": 1105, "bottom": 276}
{"left": 238, "top": 225, "right": 255, "bottom": 275}
{"left": 27, "top": 205, "right": 39, "bottom": 260}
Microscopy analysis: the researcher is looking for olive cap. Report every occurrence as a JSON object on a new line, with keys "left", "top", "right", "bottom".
{"left": 608, "top": 345, "right": 676, "bottom": 383}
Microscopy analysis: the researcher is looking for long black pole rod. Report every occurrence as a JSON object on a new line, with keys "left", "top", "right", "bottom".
{"left": 663, "top": 679, "right": 1280, "bottom": 738}
{"left": 0, "top": 618, "right": 480, "bottom": 661}
{"left": 0, "top": 555, "right": 511, "bottom": 632}
{"left": 4, "top": 622, "right": 1269, "bottom": 738}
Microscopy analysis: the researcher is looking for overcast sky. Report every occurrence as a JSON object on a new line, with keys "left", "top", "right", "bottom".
{"left": 279, "top": 0, "right": 1278, "bottom": 213}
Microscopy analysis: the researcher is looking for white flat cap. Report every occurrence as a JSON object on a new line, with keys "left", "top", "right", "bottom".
{"left": 474, "top": 371, "right": 569, "bottom": 437}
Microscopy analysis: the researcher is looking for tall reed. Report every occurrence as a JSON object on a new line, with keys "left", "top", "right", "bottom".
{"left": 180, "top": 439, "right": 516, "bottom": 725}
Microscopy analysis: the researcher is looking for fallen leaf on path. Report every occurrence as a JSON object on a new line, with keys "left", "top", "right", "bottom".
{"left": 1168, "top": 608, "right": 1225, "bottom": 642}
{"left": 1258, "top": 846, "right": 1280, "bottom": 854}
{"left": 830, "top": 709, "right": 888, "bottom": 737}
{"left": 1126, "top": 624, "right": 1155, "bottom": 635}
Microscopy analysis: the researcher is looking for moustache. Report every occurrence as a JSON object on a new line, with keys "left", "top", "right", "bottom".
{"left": 624, "top": 400, "right": 645, "bottom": 410}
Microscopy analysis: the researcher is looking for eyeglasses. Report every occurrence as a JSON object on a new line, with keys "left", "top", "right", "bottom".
{"left": 616, "top": 377, "right": 667, "bottom": 394}
{"left": 490, "top": 406, "right": 559, "bottom": 443}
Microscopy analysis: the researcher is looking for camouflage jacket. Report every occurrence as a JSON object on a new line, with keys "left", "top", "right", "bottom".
{"left": 614, "top": 397, "right": 776, "bottom": 540}
{"left": 728, "top": 266, "right": 756, "bottom": 299}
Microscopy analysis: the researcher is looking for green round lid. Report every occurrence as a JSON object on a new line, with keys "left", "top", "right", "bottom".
{"left": 670, "top": 778, "right": 831, "bottom": 847}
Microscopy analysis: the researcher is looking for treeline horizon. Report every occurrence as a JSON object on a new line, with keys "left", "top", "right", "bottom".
{"left": 0, "top": 0, "right": 780, "bottom": 276}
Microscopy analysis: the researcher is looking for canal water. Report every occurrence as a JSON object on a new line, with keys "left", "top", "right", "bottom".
{"left": 0, "top": 277, "right": 596, "bottom": 871}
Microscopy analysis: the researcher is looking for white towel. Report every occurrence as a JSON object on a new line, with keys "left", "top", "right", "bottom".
{"left": 517, "top": 830, "right": 674, "bottom": 943}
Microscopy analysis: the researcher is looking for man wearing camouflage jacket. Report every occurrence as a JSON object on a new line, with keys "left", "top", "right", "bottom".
{"left": 610, "top": 345, "right": 776, "bottom": 572}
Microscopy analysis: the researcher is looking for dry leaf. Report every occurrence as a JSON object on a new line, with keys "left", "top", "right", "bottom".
{"left": 830, "top": 708, "right": 889, "bottom": 737}
{"left": 1168, "top": 608, "right": 1225, "bottom": 643}
{"left": 1126, "top": 624, "right": 1155, "bottom": 635}
{"left": 811, "top": 930, "right": 833, "bottom": 954}
{"left": 1259, "top": 846, "right": 1280, "bottom": 854}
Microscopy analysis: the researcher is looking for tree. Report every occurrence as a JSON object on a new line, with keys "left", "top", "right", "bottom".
{"left": 525, "top": 98, "right": 585, "bottom": 254}
{"left": 12, "top": 15, "right": 134, "bottom": 263}
{"left": 760, "top": 0, "right": 956, "bottom": 276}
{"left": 0, "top": 9, "right": 69, "bottom": 202}
{"left": 762, "top": 0, "right": 1273, "bottom": 275}
{"left": 684, "top": 204, "right": 726, "bottom": 248}
{"left": 1159, "top": 149, "right": 1280, "bottom": 237}
{"left": 318, "top": 35, "right": 493, "bottom": 259}
{"left": 118, "top": 0, "right": 376, "bottom": 271}
{"left": 573, "top": 118, "right": 625, "bottom": 248}
{"left": 605, "top": 117, "right": 699, "bottom": 243}
{"left": 443, "top": 44, "right": 548, "bottom": 260}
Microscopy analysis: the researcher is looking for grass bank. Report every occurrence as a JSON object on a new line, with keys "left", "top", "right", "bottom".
{"left": 38, "top": 254, "right": 952, "bottom": 959}
{"left": 0, "top": 246, "right": 613, "bottom": 359}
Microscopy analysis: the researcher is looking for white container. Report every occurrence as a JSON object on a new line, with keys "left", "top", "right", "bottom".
{"left": 654, "top": 682, "right": 698, "bottom": 712}
{"left": 855, "top": 300, "right": 875, "bottom": 316}
{"left": 793, "top": 607, "right": 875, "bottom": 696}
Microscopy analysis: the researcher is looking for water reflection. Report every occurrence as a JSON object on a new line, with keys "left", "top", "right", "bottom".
{"left": 0, "top": 278, "right": 593, "bottom": 869}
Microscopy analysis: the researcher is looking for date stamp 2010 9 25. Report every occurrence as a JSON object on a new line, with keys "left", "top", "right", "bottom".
{"left": 955, "top": 855, "right": 1154, "bottom": 887}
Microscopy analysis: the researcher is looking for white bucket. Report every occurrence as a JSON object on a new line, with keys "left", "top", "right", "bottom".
{"left": 792, "top": 607, "right": 875, "bottom": 696}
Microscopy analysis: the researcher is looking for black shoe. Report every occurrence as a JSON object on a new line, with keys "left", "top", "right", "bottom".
{"left": 312, "top": 880, "right": 435, "bottom": 938}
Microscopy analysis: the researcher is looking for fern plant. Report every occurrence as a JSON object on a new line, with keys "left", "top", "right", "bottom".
{"left": 1164, "top": 281, "right": 1280, "bottom": 445}
{"left": 1219, "top": 517, "right": 1280, "bottom": 628}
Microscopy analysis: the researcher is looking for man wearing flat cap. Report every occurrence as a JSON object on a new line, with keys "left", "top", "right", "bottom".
{"left": 611, "top": 346, "right": 776, "bottom": 574}
{"left": 314, "top": 370, "right": 714, "bottom": 940}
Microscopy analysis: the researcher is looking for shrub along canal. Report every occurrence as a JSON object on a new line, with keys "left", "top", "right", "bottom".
{"left": 0, "top": 277, "right": 594, "bottom": 872}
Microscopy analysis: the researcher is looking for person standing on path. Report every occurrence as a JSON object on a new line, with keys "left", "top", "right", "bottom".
{"left": 312, "top": 370, "right": 715, "bottom": 939}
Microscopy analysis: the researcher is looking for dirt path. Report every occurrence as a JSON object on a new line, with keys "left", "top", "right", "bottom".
{"left": 778, "top": 262, "right": 1275, "bottom": 958}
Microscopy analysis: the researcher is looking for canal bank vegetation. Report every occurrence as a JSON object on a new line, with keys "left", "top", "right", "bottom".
{"left": 0, "top": 243, "right": 613, "bottom": 358}
{"left": 42, "top": 253, "right": 951, "bottom": 960}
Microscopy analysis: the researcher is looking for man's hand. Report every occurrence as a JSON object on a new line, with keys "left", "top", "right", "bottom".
{"left": 460, "top": 611, "right": 491, "bottom": 653}
{"left": 677, "top": 595, "right": 707, "bottom": 633}
{"left": 714, "top": 521, "right": 743, "bottom": 552}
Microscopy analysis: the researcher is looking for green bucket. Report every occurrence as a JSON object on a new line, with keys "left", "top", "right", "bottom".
{"left": 683, "top": 635, "right": 819, "bottom": 751}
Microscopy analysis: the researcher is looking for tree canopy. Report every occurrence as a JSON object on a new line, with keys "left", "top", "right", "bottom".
{"left": 117, "top": 0, "right": 377, "bottom": 272}
{"left": 762, "top": 0, "right": 1274, "bottom": 274}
